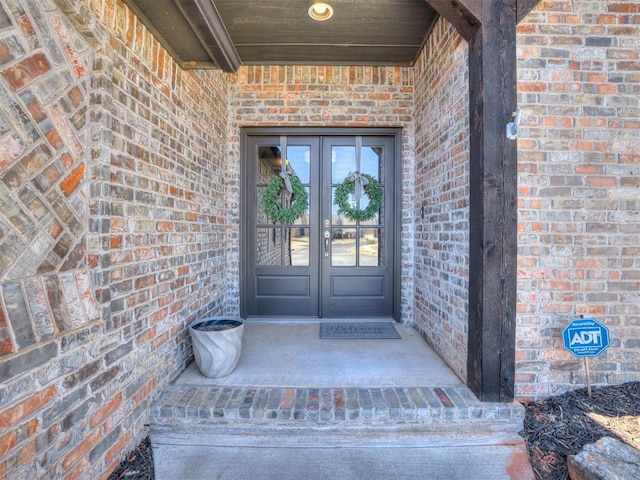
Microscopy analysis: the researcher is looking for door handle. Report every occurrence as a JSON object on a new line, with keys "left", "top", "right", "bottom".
{"left": 324, "top": 230, "right": 330, "bottom": 257}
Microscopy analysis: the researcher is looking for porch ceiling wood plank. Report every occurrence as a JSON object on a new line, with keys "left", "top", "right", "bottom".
{"left": 124, "top": 1, "right": 438, "bottom": 69}
{"left": 467, "top": 0, "right": 518, "bottom": 402}
{"left": 517, "top": 0, "right": 543, "bottom": 23}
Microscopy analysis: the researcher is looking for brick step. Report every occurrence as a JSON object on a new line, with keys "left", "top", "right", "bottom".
{"left": 150, "top": 384, "right": 526, "bottom": 446}
{"left": 150, "top": 384, "right": 533, "bottom": 479}
{"left": 152, "top": 385, "right": 522, "bottom": 423}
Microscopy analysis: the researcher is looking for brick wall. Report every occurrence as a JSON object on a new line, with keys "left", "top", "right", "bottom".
{"left": 2, "top": 1, "right": 639, "bottom": 477}
{"left": 227, "top": 65, "right": 416, "bottom": 319}
{"left": 0, "top": 0, "right": 230, "bottom": 478}
{"left": 412, "top": 18, "right": 470, "bottom": 381}
{"left": 516, "top": 0, "right": 640, "bottom": 399}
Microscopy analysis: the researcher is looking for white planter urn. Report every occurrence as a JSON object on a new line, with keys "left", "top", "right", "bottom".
{"left": 189, "top": 317, "right": 244, "bottom": 378}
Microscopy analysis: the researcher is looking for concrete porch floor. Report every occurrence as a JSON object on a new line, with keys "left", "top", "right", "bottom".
{"left": 152, "top": 320, "right": 534, "bottom": 479}
{"left": 175, "top": 320, "right": 464, "bottom": 388}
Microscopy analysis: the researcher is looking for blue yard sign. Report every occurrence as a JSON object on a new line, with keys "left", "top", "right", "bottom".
{"left": 562, "top": 318, "right": 610, "bottom": 357}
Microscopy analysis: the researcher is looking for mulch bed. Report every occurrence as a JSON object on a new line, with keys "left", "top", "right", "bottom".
{"left": 107, "top": 436, "right": 154, "bottom": 480}
{"left": 107, "top": 382, "right": 640, "bottom": 480}
{"left": 521, "top": 381, "right": 640, "bottom": 480}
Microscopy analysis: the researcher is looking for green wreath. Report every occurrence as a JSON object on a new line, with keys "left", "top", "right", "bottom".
{"left": 261, "top": 174, "right": 308, "bottom": 224}
{"left": 334, "top": 172, "right": 382, "bottom": 222}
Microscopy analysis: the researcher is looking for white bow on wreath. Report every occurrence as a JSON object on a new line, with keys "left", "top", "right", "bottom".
{"left": 346, "top": 172, "right": 369, "bottom": 205}
{"left": 279, "top": 163, "right": 296, "bottom": 194}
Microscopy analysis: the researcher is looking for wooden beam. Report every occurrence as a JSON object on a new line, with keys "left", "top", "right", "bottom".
{"left": 175, "top": 0, "right": 241, "bottom": 72}
{"left": 457, "top": 0, "right": 483, "bottom": 23}
{"left": 467, "top": 0, "right": 518, "bottom": 402}
{"left": 517, "top": 0, "right": 543, "bottom": 23}
{"left": 426, "top": 0, "right": 481, "bottom": 41}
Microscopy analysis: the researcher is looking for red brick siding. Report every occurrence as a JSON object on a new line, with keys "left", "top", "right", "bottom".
{"left": 413, "top": 18, "right": 470, "bottom": 381}
{"left": 227, "top": 65, "right": 416, "bottom": 319}
{"left": 0, "top": 0, "right": 230, "bottom": 478}
{"left": 1, "top": 3, "right": 638, "bottom": 480}
{"left": 516, "top": 0, "right": 640, "bottom": 399}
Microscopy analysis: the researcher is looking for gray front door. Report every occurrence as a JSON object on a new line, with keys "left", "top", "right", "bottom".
{"left": 242, "top": 131, "right": 396, "bottom": 318}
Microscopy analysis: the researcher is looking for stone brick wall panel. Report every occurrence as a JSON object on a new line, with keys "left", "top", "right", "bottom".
{"left": 1, "top": 0, "right": 638, "bottom": 477}
{"left": 412, "top": 17, "right": 470, "bottom": 381}
{"left": 227, "top": 65, "right": 415, "bottom": 319}
{"left": 1, "top": 0, "right": 230, "bottom": 478}
{"left": 0, "top": 0, "right": 89, "bottom": 285}
{"left": 516, "top": 0, "right": 640, "bottom": 399}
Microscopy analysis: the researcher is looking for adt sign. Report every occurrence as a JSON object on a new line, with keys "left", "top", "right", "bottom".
{"left": 563, "top": 318, "right": 610, "bottom": 357}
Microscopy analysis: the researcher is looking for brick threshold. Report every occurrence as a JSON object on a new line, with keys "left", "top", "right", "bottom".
{"left": 151, "top": 384, "right": 524, "bottom": 427}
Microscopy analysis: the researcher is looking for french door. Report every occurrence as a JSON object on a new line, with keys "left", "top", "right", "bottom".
{"left": 242, "top": 130, "right": 397, "bottom": 318}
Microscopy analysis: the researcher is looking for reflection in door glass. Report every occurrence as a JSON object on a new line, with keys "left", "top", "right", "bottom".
{"left": 257, "top": 144, "right": 282, "bottom": 226}
{"left": 331, "top": 186, "right": 349, "bottom": 225}
{"left": 256, "top": 187, "right": 269, "bottom": 224}
{"left": 257, "top": 145, "right": 282, "bottom": 185}
{"left": 256, "top": 227, "right": 310, "bottom": 267}
{"left": 286, "top": 146, "right": 310, "bottom": 184}
{"left": 328, "top": 142, "right": 384, "bottom": 268}
{"left": 361, "top": 147, "right": 383, "bottom": 182}
{"left": 358, "top": 191, "right": 382, "bottom": 225}
{"left": 287, "top": 228, "right": 309, "bottom": 266}
{"left": 331, "top": 187, "right": 380, "bottom": 225}
{"left": 256, "top": 227, "right": 281, "bottom": 265}
{"left": 331, "top": 228, "right": 356, "bottom": 266}
{"left": 331, "top": 146, "right": 356, "bottom": 184}
{"left": 291, "top": 187, "right": 310, "bottom": 225}
{"left": 359, "top": 228, "right": 382, "bottom": 266}
{"left": 257, "top": 144, "right": 311, "bottom": 228}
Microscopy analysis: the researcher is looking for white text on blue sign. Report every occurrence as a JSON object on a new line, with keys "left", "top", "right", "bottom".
{"left": 562, "top": 318, "right": 610, "bottom": 358}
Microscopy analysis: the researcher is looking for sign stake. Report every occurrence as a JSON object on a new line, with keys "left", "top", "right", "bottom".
{"left": 583, "top": 357, "right": 591, "bottom": 397}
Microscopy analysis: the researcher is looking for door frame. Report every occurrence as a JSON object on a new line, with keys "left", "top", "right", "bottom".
{"left": 240, "top": 127, "right": 403, "bottom": 320}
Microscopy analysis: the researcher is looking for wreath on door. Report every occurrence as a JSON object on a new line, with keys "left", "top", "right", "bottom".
{"left": 334, "top": 172, "right": 382, "bottom": 222}
{"left": 261, "top": 171, "right": 308, "bottom": 224}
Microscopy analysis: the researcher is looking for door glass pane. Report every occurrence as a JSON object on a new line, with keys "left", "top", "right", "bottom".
{"left": 257, "top": 145, "right": 282, "bottom": 184}
{"left": 287, "top": 146, "right": 310, "bottom": 184}
{"left": 256, "top": 186, "right": 269, "bottom": 224}
{"left": 256, "top": 227, "right": 281, "bottom": 265}
{"left": 331, "top": 146, "right": 356, "bottom": 184}
{"left": 331, "top": 144, "right": 383, "bottom": 231}
{"left": 257, "top": 144, "right": 282, "bottom": 226}
{"left": 292, "top": 187, "right": 310, "bottom": 225}
{"left": 362, "top": 146, "right": 383, "bottom": 182}
{"left": 331, "top": 228, "right": 356, "bottom": 266}
{"left": 359, "top": 190, "right": 382, "bottom": 226}
{"left": 362, "top": 146, "right": 383, "bottom": 225}
{"left": 359, "top": 228, "right": 383, "bottom": 266}
{"left": 288, "top": 228, "right": 309, "bottom": 266}
{"left": 331, "top": 186, "right": 353, "bottom": 226}
{"left": 331, "top": 188, "right": 381, "bottom": 226}
{"left": 257, "top": 144, "right": 310, "bottom": 227}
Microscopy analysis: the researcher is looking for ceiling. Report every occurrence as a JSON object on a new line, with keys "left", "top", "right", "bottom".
{"left": 122, "top": 0, "right": 439, "bottom": 72}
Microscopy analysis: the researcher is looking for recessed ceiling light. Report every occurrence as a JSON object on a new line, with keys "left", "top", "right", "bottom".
{"left": 308, "top": 2, "right": 334, "bottom": 21}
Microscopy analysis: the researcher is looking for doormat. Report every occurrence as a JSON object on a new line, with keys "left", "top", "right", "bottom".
{"left": 320, "top": 322, "right": 401, "bottom": 339}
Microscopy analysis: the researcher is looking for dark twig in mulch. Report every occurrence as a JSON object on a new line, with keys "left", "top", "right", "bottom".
{"left": 521, "top": 381, "right": 640, "bottom": 480}
{"left": 108, "top": 436, "right": 154, "bottom": 480}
